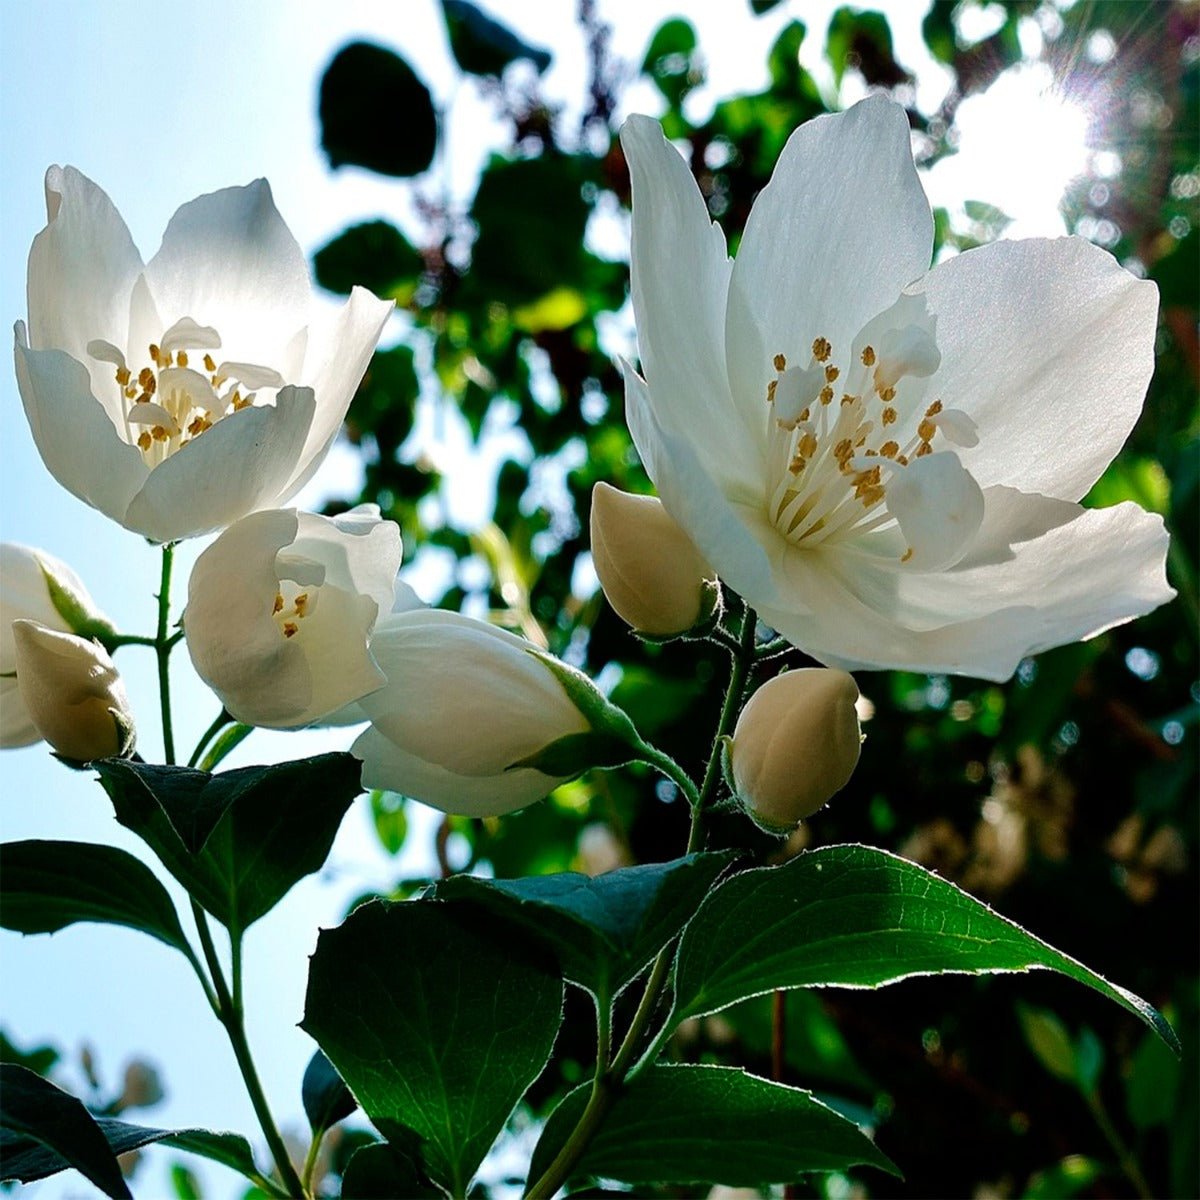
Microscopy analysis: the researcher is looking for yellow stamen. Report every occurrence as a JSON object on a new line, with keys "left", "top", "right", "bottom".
{"left": 283, "top": 622, "right": 299, "bottom": 638}
{"left": 825, "top": 364, "right": 839, "bottom": 382}
{"left": 882, "top": 407, "right": 897, "bottom": 426}
{"left": 926, "top": 399, "right": 944, "bottom": 416}
{"left": 878, "top": 385, "right": 896, "bottom": 403}
{"left": 273, "top": 593, "right": 284, "bottom": 614}
{"left": 151, "top": 425, "right": 169, "bottom": 442}
{"left": 918, "top": 418, "right": 936, "bottom": 441}
{"left": 861, "top": 346, "right": 876, "bottom": 367}
{"left": 819, "top": 385, "right": 834, "bottom": 405}
{"left": 916, "top": 441, "right": 933, "bottom": 458}
{"left": 773, "top": 353, "right": 787, "bottom": 372}
{"left": 137, "top": 431, "right": 152, "bottom": 451}
{"left": 294, "top": 593, "right": 309, "bottom": 617}
{"left": 115, "top": 366, "right": 131, "bottom": 387}
{"left": 901, "top": 547, "right": 914, "bottom": 563}
{"left": 177, "top": 350, "right": 189, "bottom": 368}
{"left": 204, "top": 353, "right": 216, "bottom": 373}
{"left": 766, "top": 379, "right": 778, "bottom": 403}
{"left": 812, "top": 337, "right": 831, "bottom": 363}
{"left": 880, "top": 440, "right": 899, "bottom": 458}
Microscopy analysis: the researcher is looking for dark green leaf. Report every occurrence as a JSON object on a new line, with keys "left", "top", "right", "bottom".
{"left": 751, "top": 0, "right": 786, "bottom": 13}
{"left": 528, "top": 1066, "right": 898, "bottom": 1188}
{"left": 302, "top": 1050, "right": 356, "bottom": 1134}
{"left": 826, "top": 7, "right": 908, "bottom": 88}
{"left": 670, "top": 845, "right": 1179, "bottom": 1052}
{"left": 340, "top": 1142, "right": 443, "bottom": 1199}
{"left": 441, "top": 0, "right": 551, "bottom": 76}
{"left": 1126, "top": 1023, "right": 1182, "bottom": 1129}
{"left": 0, "top": 1030, "right": 59, "bottom": 1077}
{"left": 0, "top": 840, "right": 189, "bottom": 956}
{"left": 641, "top": 18, "right": 701, "bottom": 109}
{"left": 170, "top": 1162, "right": 201, "bottom": 1200}
{"left": 0, "top": 1110, "right": 263, "bottom": 1188}
{"left": 320, "top": 42, "right": 437, "bottom": 176}
{"left": 435, "top": 852, "right": 734, "bottom": 1005}
{"left": 314, "top": 221, "right": 424, "bottom": 301}
{"left": 302, "top": 899, "right": 562, "bottom": 1196}
{"left": 0, "top": 1065, "right": 130, "bottom": 1198}
{"left": 94, "top": 755, "right": 362, "bottom": 937}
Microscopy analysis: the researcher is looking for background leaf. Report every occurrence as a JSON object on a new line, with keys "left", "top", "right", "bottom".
{"left": 441, "top": 0, "right": 551, "bottom": 76}
{"left": 528, "top": 1065, "right": 898, "bottom": 1187}
{"left": 301, "top": 1049, "right": 356, "bottom": 1134}
{"left": 302, "top": 899, "right": 563, "bottom": 1195}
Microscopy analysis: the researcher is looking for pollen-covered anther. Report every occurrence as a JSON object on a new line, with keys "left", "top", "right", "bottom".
{"left": 151, "top": 425, "right": 169, "bottom": 443}
{"left": 798, "top": 431, "right": 817, "bottom": 458}
{"left": 203, "top": 353, "right": 217, "bottom": 373}
{"left": 115, "top": 366, "right": 131, "bottom": 387}
{"left": 766, "top": 379, "right": 778, "bottom": 403}
{"left": 878, "top": 385, "right": 896, "bottom": 403}
{"left": 819, "top": 385, "right": 834, "bottom": 405}
{"left": 773, "top": 353, "right": 787, "bottom": 371}
{"left": 926, "top": 400, "right": 944, "bottom": 416}
{"left": 825, "top": 365, "right": 839, "bottom": 382}
{"left": 812, "top": 337, "right": 831, "bottom": 363}
{"left": 177, "top": 351, "right": 189, "bottom": 368}
{"left": 880, "top": 441, "right": 899, "bottom": 458}
{"left": 137, "top": 431, "right": 152, "bottom": 451}
{"left": 916, "top": 442, "right": 933, "bottom": 458}
{"left": 283, "top": 622, "right": 299, "bottom": 639}
{"left": 840, "top": 393, "right": 856, "bottom": 407}
{"left": 293, "top": 593, "right": 310, "bottom": 617}
{"left": 137, "top": 367, "right": 156, "bottom": 393}
{"left": 861, "top": 345, "right": 876, "bottom": 367}
{"left": 900, "top": 547, "right": 914, "bottom": 563}
{"left": 882, "top": 407, "right": 897, "bottom": 426}
{"left": 918, "top": 418, "right": 937, "bottom": 442}
{"left": 272, "top": 593, "right": 284, "bottom": 615}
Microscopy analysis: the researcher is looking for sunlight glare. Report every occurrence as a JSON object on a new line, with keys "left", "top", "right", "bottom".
{"left": 927, "top": 61, "right": 1092, "bottom": 238}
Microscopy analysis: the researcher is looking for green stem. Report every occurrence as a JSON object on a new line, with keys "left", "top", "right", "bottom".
{"left": 187, "top": 709, "right": 234, "bottom": 769}
{"left": 190, "top": 902, "right": 305, "bottom": 1198}
{"left": 525, "top": 622, "right": 756, "bottom": 1199}
{"left": 300, "top": 1130, "right": 325, "bottom": 1197}
{"left": 105, "top": 633, "right": 159, "bottom": 649}
{"left": 636, "top": 744, "right": 700, "bottom": 808}
{"left": 1085, "top": 1088, "right": 1153, "bottom": 1200}
{"left": 155, "top": 543, "right": 177, "bottom": 765}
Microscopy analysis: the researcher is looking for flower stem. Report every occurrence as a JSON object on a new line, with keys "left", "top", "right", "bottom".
{"left": 300, "top": 1131, "right": 325, "bottom": 1197}
{"left": 1084, "top": 1087, "right": 1153, "bottom": 1200}
{"left": 524, "top": 612, "right": 758, "bottom": 1199}
{"left": 187, "top": 709, "right": 233, "bottom": 769}
{"left": 190, "top": 901, "right": 306, "bottom": 1198}
{"left": 155, "top": 543, "right": 177, "bottom": 765}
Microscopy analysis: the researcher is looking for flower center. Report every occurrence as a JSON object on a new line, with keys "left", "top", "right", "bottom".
{"left": 87, "top": 316, "right": 284, "bottom": 467}
{"left": 764, "top": 320, "right": 976, "bottom": 562}
{"left": 272, "top": 581, "right": 314, "bottom": 641}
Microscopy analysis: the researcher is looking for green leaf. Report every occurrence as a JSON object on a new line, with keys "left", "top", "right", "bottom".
{"left": 368, "top": 790, "right": 409, "bottom": 856}
{"left": 0, "top": 1106, "right": 265, "bottom": 1191}
{"left": 0, "top": 1029, "right": 59, "bottom": 1077}
{"left": 528, "top": 1066, "right": 898, "bottom": 1188}
{"left": 1017, "top": 1004, "right": 1078, "bottom": 1083}
{"left": 320, "top": 42, "right": 437, "bottom": 177}
{"left": 0, "top": 1066, "right": 130, "bottom": 1198}
{"left": 1021, "top": 1155, "right": 1103, "bottom": 1199}
{"left": 435, "top": 852, "right": 734, "bottom": 1006}
{"left": 94, "top": 754, "right": 362, "bottom": 938}
{"left": 1126, "top": 1022, "right": 1182, "bottom": 1129}
{"left": 441, "top": 0, "right": 551, "bottom": 76}
{"left": 670, "top": 845, "right": 1179, "bottom": 1053}
{"left": 314, "top": 221, "right": 424, "bottom": 302}
{"left": 0, "top": 840, "right": 190, "bottom": 956}
{"left": 302, "top": 1050, "right": 356, "bottom": 1134}
{"left": 340, "top": 1142, "right": 443, "bottom": 1199}
{"left": 641, "top": 18, "right": 701, "bottom": 109}
{"left": 751, "top": 0, "right": 786, "bottom": 13}
{"left": 170, "top": 1162, "right": 201, "bottom": 1200}
{"left": 302, "top": 899, "right": 563, "bottom": 1196}
{"left": 826, "top": 7, "right": 907, "bottom": 88}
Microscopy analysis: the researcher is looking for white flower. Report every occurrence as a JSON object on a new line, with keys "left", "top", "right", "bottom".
{"left": 619, "top": 97, "right": 1175, "bottom": 681}
{"left": 15, "top": 167, "right": 393, "bottom": 543}
{"left": 11, "top": 621, "right": 135, "bottom": 761}
{"left": 184, "top": 506, "right": 402, "bottom": 728}
{"left": 1, "top": 543, "right": 113, "bottom": 747}
{"left": 351, "top": 610, "right": 592, "bottom": 817}
{"left": 590, "top": 482, "right": 716, "bottom": 636}
{"left": 729, "top": 669, "right": 862, "bottom": 832}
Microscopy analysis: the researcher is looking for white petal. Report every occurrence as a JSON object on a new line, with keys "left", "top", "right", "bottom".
{"left": 280, "top": 286, "right": 393, "bottom": 501}
{"left": 886, "top": 451, "right": 985, "bottom": 571}
{"left": 159, "top": 316, "right": 222, "bottom": 354}
{"left": 351, "top": 726, "right": 560, "bottom": 817}
{"left": 126, "top": 402, "right": 181, "bottom": 434}
{"left": 620, "top": 116, "right": 764, "bottom": 489}
{"left": 122, "top": 385, "right": 316, "bottom": 542}
{"left": 623, "top": 364, "right": 777, "bottom": 606}
{"left": 155, "top": 366, "right": 221, "bottom": 415}
{"left": 14, "top": 329, "right": 149, "bottom": 526}
{"left": 725, "top": 96, "right": 933, "bottom": 429}
{"left": 291, "top": 507, "right": 401, "bottom": 617}
{"left": 760, "top": 497, "right": 1173, "bottom": 680}
{"left": 0, "top": 677, "right": 40, "bottom": 748}
{"left": 913, "top": 236, "right": 1159, "bottom": 500}
{"left": 217, "top": 362, "right": 285, "bottom": 390}
{"left": 184, "top": 509, "right": 313, "bottom": 724}
{"left": 26, "top": 166, "right": 143, "bottom": 368}
{"left": 144, "top": 179, "right": 310, "bottom": 367}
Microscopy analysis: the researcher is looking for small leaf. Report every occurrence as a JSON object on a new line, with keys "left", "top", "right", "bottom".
{"left": 441, "top": 0, "right": 551, "bottom": 76}
{"left": 0, "top": 1030, "right": 59, "bottom": 1077}
{"left": 641, "top": 18, "right": 701, "bottom": 109}
{"left": 94, "top": 755, "right": 362, "bottom": 938}
{"left": 314, "top": 221, "right": 425, "bottom": 301}
{"left": 670, "top": 845, "right": 1179, "bottom": 1052}
{"left": 302, "top": 1050, "right": 356, "bottom": 1134}
{"left": 0, "top": 840, "right": 189, "bottom": 956}
{"left": 320, "top": 42, "right": 437, "bottom": 177}
{"left": 434, "top": 852, "right": 734, "bottom": 1005}
{"left": 750, "top": 0, "right": 786, "bottom": 12}
{"left": 170, "top": 1162, "right": 201, "bottom": 1200}
{"left": 826, "top": 7, "right": 909, "bottom": 88}
{"left": 302, "top": 899, "right": 563, "bottom": 1196}
{"left": 0, "top": 1065, "right": 130, "bottom": 1198}
{"left": 1018, "top": 1005, "right": 1078, "bottom": 1083}
{"left": 369, "top": 790, "right": 409, "bottom": 856}
{"left": 1126, "top": 1024, "right": 1182, "bottom": 1129}
{"left": 528, "top": 1066, "right": 898, "bottom": 1188}
{"left": 340, "top": 1142, "right": 443, "bottom": 1199}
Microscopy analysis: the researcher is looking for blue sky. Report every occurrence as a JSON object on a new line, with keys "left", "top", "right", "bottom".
{"left": 0, "top": 2, "right": 1084, "bottom": 1196}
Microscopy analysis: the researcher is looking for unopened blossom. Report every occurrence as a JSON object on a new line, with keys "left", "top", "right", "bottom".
{"left": 11, "top": 621, "right": 135, "bottom": 761}
{"left": 351, "top": 610, "right": 593, "bottom": 817}
{"left": 619, "top": 97, "right": 1174, "bottom": 680}
{"left": 729, "top": 669, "right": 861, "bottom": 832}
{"left": 15, "top": 167, "right": 392, "bottom": 543}
{"left": 184, "top": 506, "right": 401, "bottom": 728}
{"left": 1, "top": 543, "right": 113, "bottom": 747}
{"left": 590, "top": 482, "right": 717, "bottom": 636}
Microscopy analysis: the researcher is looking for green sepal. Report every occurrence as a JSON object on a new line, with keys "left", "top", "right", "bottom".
{"left": 633, "top": 576, "right": 724, "bottom": 645}
{"left": 38, "top": 558, "right": 116, "bottom": 645}
{"left": 506, "top": 731, "right": 637, "bottom": 778}
{"left": 528, "top": 650, "right": 643, "bottom": 747}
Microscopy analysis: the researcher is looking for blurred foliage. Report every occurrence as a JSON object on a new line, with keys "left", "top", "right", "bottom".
{"left": 313, "top": 1, "right": 1198, "bottom": 1195}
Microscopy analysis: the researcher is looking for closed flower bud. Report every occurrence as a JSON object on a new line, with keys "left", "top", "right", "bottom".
{"left": 352, "top": 609, "right": 629, "bottom": 817}
{"left": 590, "top": 482, "right": 716, "bottom": 637}
{"left": 1, "top": 543, "right": 115, "bottom": 748}
{"left": 729, "top": 669, "right": 861, "bottom": 832}
{"left": 11, "top": 620, "right": 136, "bottom": 762}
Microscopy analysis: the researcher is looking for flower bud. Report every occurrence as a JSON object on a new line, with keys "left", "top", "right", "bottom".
{"left": 729, "top": 669, "right": 861, "bottom": 832}
{"left": 352, "top": 610, "right": 634, "bottom": 817}
{"left": 11, "top": 620, "right": 136, "bottom": 762}
{"left": 1, "top": 543, "right": 115, "bottom": 748}
{"left": 590, "top": 482, "right": 716, "bottom": 637}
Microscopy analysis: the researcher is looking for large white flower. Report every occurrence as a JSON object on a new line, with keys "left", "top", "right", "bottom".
{"left": 619, "top": 97, "right": 1175, "bottom": 681}
{"left": 15, "top": 167, "right": 393, "bottom": 543}
{"left": 351, "top": 610, "right": 592, "bottom": 817}
{"left": 184, "top": 506, "right": 402, "bottom": 728}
